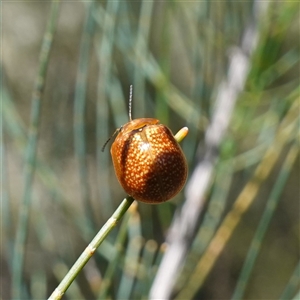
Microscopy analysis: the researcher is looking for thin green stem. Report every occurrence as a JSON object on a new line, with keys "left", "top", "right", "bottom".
{"left": 12, "top": 1, "right": 60, "bottom": 298}
{"left": 96, "top": 0, "right": 120, "bottom": 217}
{"left": 48, "top": 196, "right": 135, "bottom": 300}
{"left": 74, "top": 0, "right": 96, "bottom": 229}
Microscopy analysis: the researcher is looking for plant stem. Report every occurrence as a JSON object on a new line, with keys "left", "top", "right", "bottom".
{"left": 12, "top": 1, "right": 60, "bottom": 298}
{"left": 48, "top": 196, "right": 135, "bottom": 300}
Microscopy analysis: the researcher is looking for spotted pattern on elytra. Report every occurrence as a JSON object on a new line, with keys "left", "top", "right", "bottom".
{"left": 111, "top": 118, "right": 187, "bottom": 204}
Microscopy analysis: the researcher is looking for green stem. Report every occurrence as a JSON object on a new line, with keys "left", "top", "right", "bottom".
{"left": 74, "top": 0, "right": 96, "bottom": 229}
{"left": 12, "top": 1, "right": 60, "bottom": 298}
{"left": 48, "top": 196, "right": 135, "bottom": 300}
{"left": 96, "top": 0, "right": 120, "bottom": 217}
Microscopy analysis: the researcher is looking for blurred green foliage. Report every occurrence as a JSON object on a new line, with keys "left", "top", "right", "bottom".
{"left": 2, "top": 1, "right": 299, "bottom": 299}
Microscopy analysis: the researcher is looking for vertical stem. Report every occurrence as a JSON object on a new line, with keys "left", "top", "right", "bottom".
{"left": 12, "top": 1, "right": 60, "bottom": 298}
{"left": 96, "top": 0, "right": 120, "bottom": 217}
{"left": 74, "top": 1, "right": 96, "bottom": 228}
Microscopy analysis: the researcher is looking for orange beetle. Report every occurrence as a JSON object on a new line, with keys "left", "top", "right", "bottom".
{"left": 107, "top": 86, "right": 188, "bottom": 204}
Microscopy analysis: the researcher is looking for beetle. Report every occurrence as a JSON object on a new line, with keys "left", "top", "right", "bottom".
{"left": 105, "top": 86, "right": 188, "bottom": 204}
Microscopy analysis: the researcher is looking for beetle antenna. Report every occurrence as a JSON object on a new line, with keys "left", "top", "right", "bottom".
{"left": 101, "top": 137, "right": 112, "bottom": 152}
{"left": 129, "top": 85, "right": 133, "bottom": 121}
{"left": 101, "top": 127, "right": 122, "bottom": 152}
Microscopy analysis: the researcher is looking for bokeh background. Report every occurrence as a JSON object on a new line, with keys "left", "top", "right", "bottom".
{"left": 2, "top": 1, "right": 299, "bottom": 299}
